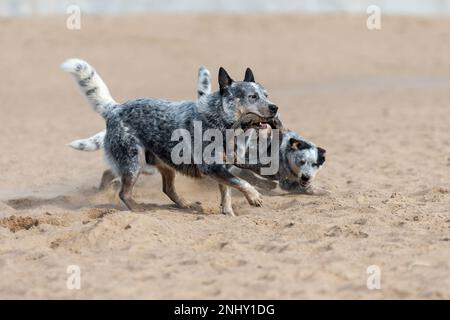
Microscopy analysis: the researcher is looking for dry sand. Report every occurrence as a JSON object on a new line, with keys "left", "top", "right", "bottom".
{"left": 0, "top": 14, "right": 449, "bottom": 299}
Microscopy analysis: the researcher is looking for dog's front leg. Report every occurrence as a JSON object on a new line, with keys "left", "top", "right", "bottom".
{"left": 218, "top": 184, "right": 234, "bottom": 216}
{"left": 231, "top": 167, "right": 278, "bottom": 191}
{"left": 204, "top": 165, "right": 263, "bottom": 209}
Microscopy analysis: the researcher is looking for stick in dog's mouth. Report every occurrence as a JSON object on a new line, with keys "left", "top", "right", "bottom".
{"left": 233, "top": 113, "right": 279, "bottom": 131}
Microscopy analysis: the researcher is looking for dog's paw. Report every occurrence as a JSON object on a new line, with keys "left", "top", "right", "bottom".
{"left": 246, "top": 188, "right": 263, "bottom": 207}
{"left": 221, "top": 205, "right": 236, "bottom": 216}
{"left": 122, "top": 199, "right": 147, "bottom": 212}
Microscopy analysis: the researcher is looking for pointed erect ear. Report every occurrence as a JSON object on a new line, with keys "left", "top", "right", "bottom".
{"left": 218, "top": 67, "right": 233, "bottom": 95}
{"left": 317, "top": 147, "right": 326, "bottom": 165}
{"left": 318, "top": 147, "right": 326, "bottom": 156}
{"left": 289, "top": 138, "right": 303, "bottom": 150}
{"left": 244, "top": 67, "right": 255, "bottom": 82}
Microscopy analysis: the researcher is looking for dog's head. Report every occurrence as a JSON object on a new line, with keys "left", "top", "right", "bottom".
{"left": 218, "top": 67, "right": 279, "bottom": 130}
{"left": 279, "top": 131, "right": 326, "bottom": 191}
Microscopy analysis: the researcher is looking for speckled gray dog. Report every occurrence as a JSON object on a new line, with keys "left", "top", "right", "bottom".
{"left": 62, "top": 59, "right": 279, "bottom": 213}
{"left": 197, "top": 67, "right": 327, "bottom": 195}
{"left": 233, "top": 130, "right": 326, "bottom": 192}
{"left": 69, "top": 65, "right": 327, "bottom": 203}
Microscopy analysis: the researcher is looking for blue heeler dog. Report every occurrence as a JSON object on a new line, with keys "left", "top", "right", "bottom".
{"left": 62, "top": 59, "right": 279, "bottom": 213}
{"left": 196, "top": 68, "right": 327, "bottom": 195}
{"left": 70, "top": 66, "right": 327, "bottom": 197}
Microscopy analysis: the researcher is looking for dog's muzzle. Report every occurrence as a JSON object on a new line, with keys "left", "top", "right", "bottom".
{"left": 268, "top": 104, "right": 278, "bottom": 114}
{"left": 234, "top": 113, "right": 281, "bottom": 131}
{"left": 300, "top": 176, "right": 312, "bottom": 188}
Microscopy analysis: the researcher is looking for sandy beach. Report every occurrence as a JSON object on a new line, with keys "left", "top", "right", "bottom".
{"left": 0, "top": 14, "right": 449, "bottom": 299}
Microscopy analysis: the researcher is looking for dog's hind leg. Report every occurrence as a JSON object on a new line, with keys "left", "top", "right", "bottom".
{"left": 99, "top": 152, "right": 155, "bottom": 191}
{"left": 155, "top": 162, "right": 188, "bottom": 208}
{"left": 119, "top": 171, "right": 144, "bottom": 212}
{"left": 219, "top": 184, "right": 234, "bottom": 216}
{"left": 99, "top": 169, "right": 117, "bottom": 190}
{"left": 105, "top": 129, "right": 144, "bottom": 211}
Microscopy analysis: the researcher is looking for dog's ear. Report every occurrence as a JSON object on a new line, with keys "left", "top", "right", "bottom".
{"left": 317, "top": 147, "right": 326, "bottom": 165}
{"left": 289, "top": 138, "right": 303, "bottom": 150}
{"left": 244, "top": 68, "right": 255, "bottom": 82}
{"left": 218, "top": 67, "right": 233, "bottom": 95}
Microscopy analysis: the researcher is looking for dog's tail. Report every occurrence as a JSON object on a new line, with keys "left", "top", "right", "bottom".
{"left": 61, "top": 58, "right": 117, "bottom": 117}
{"left": 68, "top": 129, "right": 105, "bottom": 151}
{"left": 197, "top": 66, "right": 211, "bottom": 99}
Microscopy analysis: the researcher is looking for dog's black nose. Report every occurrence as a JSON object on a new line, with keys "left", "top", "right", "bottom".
{"left": 301, "top": 175, "right": 310, "bottom": 182}
{"left": 269, "top": 104, "right": 278, "bottom": 113}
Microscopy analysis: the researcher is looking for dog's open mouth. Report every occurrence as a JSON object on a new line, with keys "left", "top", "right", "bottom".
{"left": 244, "top": 120, "right": 272, "bottom": 130}
{"left": 299, "top": 181, "right": 311, "bottom": 188}
{"left": 234, "top": 113, "right": 279, "bottom": 131}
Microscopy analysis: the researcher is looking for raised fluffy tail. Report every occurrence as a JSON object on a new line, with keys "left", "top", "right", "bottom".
{"left": 61, "top": 58, "right": 116, "bottom": 117}
{"left": 68, "top": 130, "right": 106, "bottom": 151}
{"left": 197, "top": 66, "right": 211, "bottom": 99}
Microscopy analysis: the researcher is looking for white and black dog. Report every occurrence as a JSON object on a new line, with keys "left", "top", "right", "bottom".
{"left": 69, "top": 66, "right": 326, "bottom": 197}
{"left": 62, "top": 59, "right": 280, "bottom": 214}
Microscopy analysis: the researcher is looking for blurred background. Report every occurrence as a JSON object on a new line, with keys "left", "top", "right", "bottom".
{"left": 2, "top": 0, "right": 450, "bottom": 16}
{"left": 1, "top": 0, "right": 449, "bottom": 300}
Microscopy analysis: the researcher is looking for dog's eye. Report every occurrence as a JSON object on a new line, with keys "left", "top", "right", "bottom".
{"left": 312, "top": 163, "right": 318, "bottom": 168}
{"left": 248, "top": 94, "right": 258, "bottom": 100}
{"left": 299, "top": 160, "right": 306, "bottom": 166}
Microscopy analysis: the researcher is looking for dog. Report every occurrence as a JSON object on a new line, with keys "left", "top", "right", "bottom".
{"left": 67, "top": 67, "right": 214, "bottom": 189}
{"left": 62, "top": 59, "right": 279, "bottom": 214}
{"left": 195, "top": 69, "right": 327, "bottom": 195}
{"left": 69, "top": 66, "right": 327, "bottom": 196}
{"left": 233, "top": 130, "right": 326, "bottom": 193}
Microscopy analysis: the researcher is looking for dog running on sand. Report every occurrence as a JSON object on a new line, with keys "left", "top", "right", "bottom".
{"left": 62, "top": 59, "right": 279, "bottom": 214}
{"left": 69, "top": 66, "right": 327, "bottom": 199}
